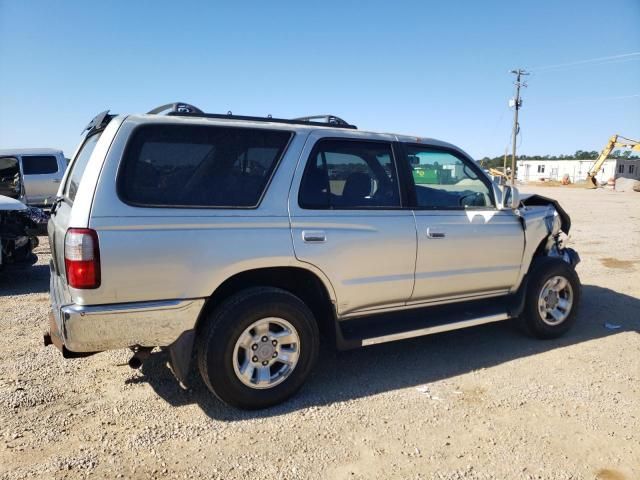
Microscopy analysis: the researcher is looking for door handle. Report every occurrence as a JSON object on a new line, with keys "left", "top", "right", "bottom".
{"left": 302, "top": 230, "right": 326, "bottom": 243}
{"left": 53, "top": 179, "right": 61, "bottom": 183}
{"left": 426, "top": 228, "right": 446, "bottom": 239}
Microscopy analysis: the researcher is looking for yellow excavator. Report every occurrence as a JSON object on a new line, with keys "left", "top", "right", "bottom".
{"left": 488, "top": 167, "right": 510, "bottom": 182}
{"left": 586, "top": 134, "right": 640, "bottom": 187}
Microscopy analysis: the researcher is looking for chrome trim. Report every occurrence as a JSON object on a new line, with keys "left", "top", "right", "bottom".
{"left": 360, "top": 313, "right": 511, "bottom": 347}
{"left": 58, "top": 298, "right": 205, "bottom": 352}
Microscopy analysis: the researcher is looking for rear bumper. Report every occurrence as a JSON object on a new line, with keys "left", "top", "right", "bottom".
{"left": 48, "top": 262, "right": 204, "bottom": 353}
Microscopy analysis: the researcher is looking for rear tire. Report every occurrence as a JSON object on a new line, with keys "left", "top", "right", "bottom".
{"left": 197, "top": 287, "right": 319, "bottom": 409}
{"left": 521, "top": 257, "right": 581, "bottom": 339}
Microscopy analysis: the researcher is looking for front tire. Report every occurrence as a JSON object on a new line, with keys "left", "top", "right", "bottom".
{"left": 521, "top": 257, "right": 581, "bottom": 339}
{"left": 197, "top": 287, "right": 319, "bottom": 409}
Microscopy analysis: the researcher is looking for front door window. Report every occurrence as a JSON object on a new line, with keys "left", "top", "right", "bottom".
{"left": 406, "top": 147, "right": 494, "bottom": 209}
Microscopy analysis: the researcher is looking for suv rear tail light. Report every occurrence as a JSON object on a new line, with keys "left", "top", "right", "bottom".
{"left": 64, "top": 228, "right": 101, "bottom": 289}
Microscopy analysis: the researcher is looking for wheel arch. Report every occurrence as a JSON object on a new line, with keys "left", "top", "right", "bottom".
{"left": 194, "top": 265, "right": 338, "bottom": 341}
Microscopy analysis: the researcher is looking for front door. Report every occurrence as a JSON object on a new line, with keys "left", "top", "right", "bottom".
{"left": 289, "top": 134, "right": 416, "bottom": 316}
{"left": 404, "top": 144, "right": 524, "bottom": 303}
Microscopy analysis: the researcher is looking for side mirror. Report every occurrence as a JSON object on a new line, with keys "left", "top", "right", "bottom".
{"left": 502, "top": 185, "right": 520, "bottom": 209}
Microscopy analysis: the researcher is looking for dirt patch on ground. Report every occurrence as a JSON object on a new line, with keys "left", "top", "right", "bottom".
{"left": 596, "top": 468, "right": 627, "bottom": 480}
{"left": 600, "top": 257, "right": 635, "bottom": 270}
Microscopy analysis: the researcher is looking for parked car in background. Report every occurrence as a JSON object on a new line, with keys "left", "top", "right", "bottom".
{"left": 0, "top": 194, "right": 40, "bottom": 270}
{"left": 0, "top": 149, "right": 66, "bottom": 208}
{"left": 46, "top": 103, "right": 580, "bottom": 409}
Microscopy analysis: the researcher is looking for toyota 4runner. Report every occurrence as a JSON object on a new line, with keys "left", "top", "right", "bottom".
{"left": 46, "top": 103, "right": 580, "bottom": 409}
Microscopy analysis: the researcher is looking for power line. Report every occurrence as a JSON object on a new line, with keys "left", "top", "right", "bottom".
{"left": 529, "top": 51, "right": 640, "bottom": 72}
{"left": 529, "top": 57, "right": 640, "bottom": 78}
{"left": 524, "top": 93, "right": 640, "bottom": 108}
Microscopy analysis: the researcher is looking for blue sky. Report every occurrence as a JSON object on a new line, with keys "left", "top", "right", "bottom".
{"left": 1, "top": 0, "right": 638, "bottom": 159}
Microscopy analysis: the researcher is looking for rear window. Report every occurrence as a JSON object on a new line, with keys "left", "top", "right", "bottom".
{"left": 65, "top": 133, "right": 102, "bottom": 202}
{"left": 22, "top": 155, "right": 58, "bottom": 174}
{"left": 118, "top": 124, "right": 292, "bottom": 208}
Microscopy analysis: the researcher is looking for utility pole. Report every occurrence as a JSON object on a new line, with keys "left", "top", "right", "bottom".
{"left": 509, "top": 68, "right": 529, "bottom": 187}
{"left": 502, "top": 148, "right": 508, "bottom": 184}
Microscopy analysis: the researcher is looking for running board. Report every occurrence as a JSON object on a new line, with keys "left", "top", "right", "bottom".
{"left": 336, "top": 296, "right": 514, "bottom": 349}
{"left": 361, "top": 313, "right": 510, "bottom": 346}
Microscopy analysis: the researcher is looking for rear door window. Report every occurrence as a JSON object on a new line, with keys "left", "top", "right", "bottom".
{"left": 21, "top": 155, "right": 58, "bottom": 175}
{"left": 299, "top": 139, "right": 401, "bottom": 209}
{"left": 118, "top": 124, "right": 291, "bottom": 208}
{"left": 64, "top": 133, "right": 102, "bottom": 202}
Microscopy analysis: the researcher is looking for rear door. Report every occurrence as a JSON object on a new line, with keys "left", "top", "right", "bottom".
{"left": 289, "top": 133, "right": 416, "bottom": 316}
{"left": 20, "top": 155, "right": 61, "bottom": 205}
{"left": 403, "top": 144, "right": 524, "bottom": 303}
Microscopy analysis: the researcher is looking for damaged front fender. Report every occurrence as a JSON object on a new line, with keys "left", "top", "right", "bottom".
{"left": 520, "top": 193, "right": 571, "bottom": 234}
{"left": 513, "top": 193, "right": 579, "bottom": 292}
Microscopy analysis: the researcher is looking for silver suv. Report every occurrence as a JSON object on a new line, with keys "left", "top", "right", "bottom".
{"left": 46, "top": 103, "right": 580, "bottom": 409}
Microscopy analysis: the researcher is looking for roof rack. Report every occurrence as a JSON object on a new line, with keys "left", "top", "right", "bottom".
{"left": 146, "top": 102, "right": 357, "bottom": 129}
{"left": 291, "top": 115, "right": 352, "bottom": 127}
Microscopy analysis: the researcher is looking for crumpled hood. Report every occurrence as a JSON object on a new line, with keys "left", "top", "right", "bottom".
{"left": 0, "top": 194, "right": 27, "bottom": 212}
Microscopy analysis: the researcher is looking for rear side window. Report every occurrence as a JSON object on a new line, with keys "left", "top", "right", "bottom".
{"left": 65, "top": 133, "right": 102, "bottom": 202}
{"left": 22, "top": 155, "right": 58, "bottom": 174}
{"left": 299, "top": 139, "right": 400, "bottom": 209}
{"left": 118, "top": 124, "right": 292, "bottom": 208}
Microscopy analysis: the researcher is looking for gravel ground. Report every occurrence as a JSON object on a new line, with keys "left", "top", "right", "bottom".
{"left": 0, "top": 186, "right": 638, "bottom": 480}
